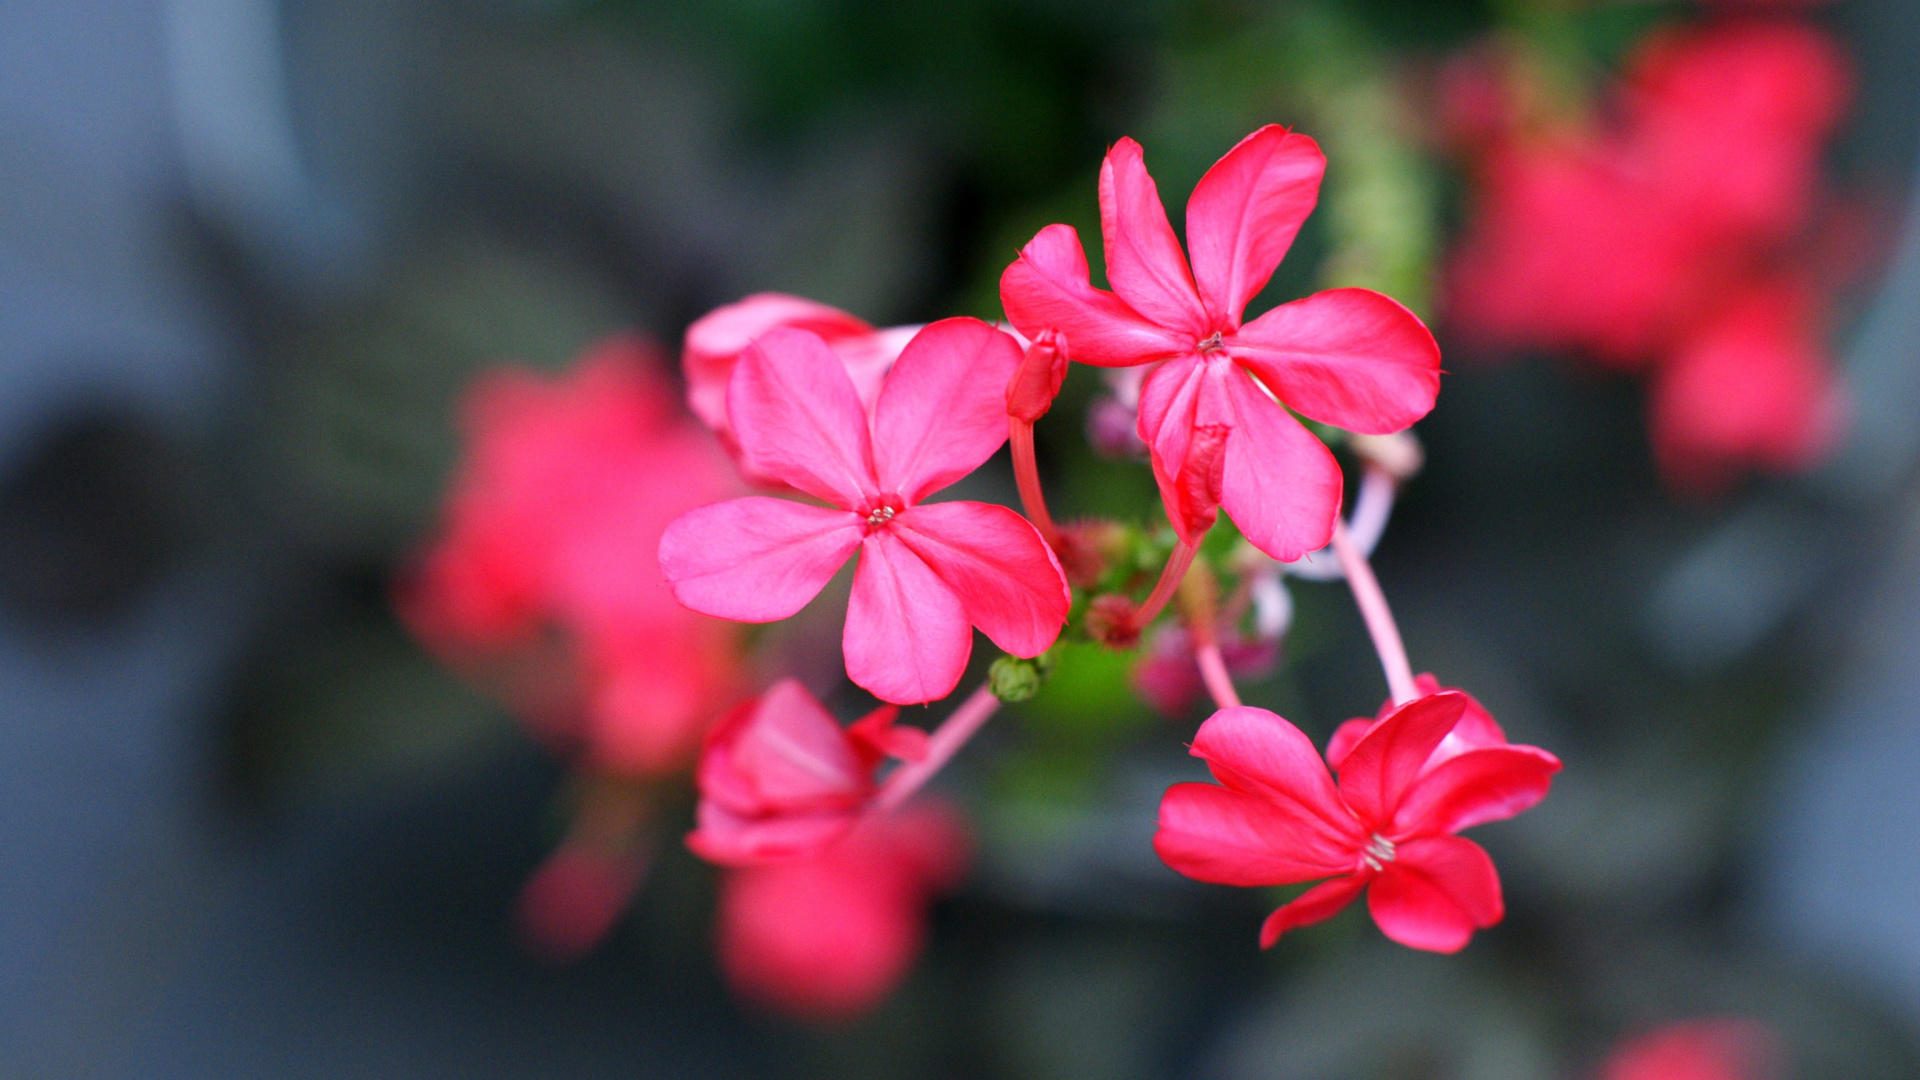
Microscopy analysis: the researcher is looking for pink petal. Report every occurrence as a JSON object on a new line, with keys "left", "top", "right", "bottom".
{"left": 1137, "top": 354, "right": 1229, "bottom": 543}
{"left": 1346, "top": 674, "right": 1511, "bottom": 772}
{"left": 1154, "top": 782, "right": 1358, "bottom": 887}
{"left": 1185, "top": 126, "right": 1327, "bottom": 329}
{"left": 1189, "top": 706, "right": 1364, "bottom": 850}
{"left": 658, "top": 498, "right": 863, "bottom": 622}
{"left": 1324, "top": 719, "right": 1374, "bottom": 771}
{"left": 998, "top": 224, "right": 1194, "bottom": 367}
{"left": 1218, "top": 365, "right": 1345, "bottom": 562}
{"left": 728, "top": 327, "right": 880, "bottom": 507}
{"left": 682, "top": 293, "right": 874, "bottom": 434}
{"left": 846, "top": 705, "right": 927, "bottom": 768}
{"left": 1366, "top": 835, "right": 1503, "bottom": 953}
{"left": 1393, "top": 745, "right": 1562, "bottom": 837}
{"left": 835, "top": 324, "right": 920, "bottom": 411}
{"left": 871, "top": 318, "right": 1024, "bottom": 503}
{"left": 701, "top": 680, "right": 872, "bottom": 814}
{"left": 687, "top": 797, "right": 860, "bottom": 866}
{"left": 1230, "top": 288, "right": 1441, "bottom": 434}
{"left": 844, "top": 531, "right": 973, "bottom": 704}
{"left": 1258, "top": 874, "right": 1368, "bottom": 949}
{"left": 892, "top": 501, "right": 1069, "bottom": 658}
{"left": 1099, "top": 138, "right": 1209, "bottom": 335}
{"left": 1336, "top": 691, "right": 1470, "bottom": 827}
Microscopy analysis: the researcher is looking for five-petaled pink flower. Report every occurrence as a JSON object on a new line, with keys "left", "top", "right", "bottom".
{"left": 687, "top": 678, "right": 927, "bottom": 865}
{"left": 1000, "top": 125, "right": 1441, "bottom": 560}
{"left": 659, "top": 317, "right": 1071, "bottom": 704}
{"left": 1154, "top": 689, "right": 1560, "bottom": 952}
{"left": 715, "top": 800, "right": 969, "bottom": 1023}
{"left": 682, "top": 292, "right": 918, "bottom": 486}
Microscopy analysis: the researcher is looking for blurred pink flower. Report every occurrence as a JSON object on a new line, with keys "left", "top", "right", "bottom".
{"left": 1599, "top": 1019, "right": 1780, "bottom": 1080}
{"left": 1650, "top": 275, "right": 1844, "bottom": 492}
{"left": 659, "top": 318, "right": 1069, "bottom": 704}
{"left": 1448, "top": 20, "right": 1850, "bottom": 365}
{"left": 400, "top": 335, "right": 746, "bottom": 776}
{"left": 715, "top": 801, "right": 969, "bottom": 1023}
{"left": 686, "top": 678, "right": 926, "bottom": 865}
{"left": 1001, "top": 125, "right": 1440, "bottom": 560}
{"left": 682, "top": 292, "right": 917, "bottom": 486}
{"left": 1155, "top": 691, "right": 1559, "bottom": 952}
{"left": 1445, "top": 19, "right": 1853, "bottom": 490}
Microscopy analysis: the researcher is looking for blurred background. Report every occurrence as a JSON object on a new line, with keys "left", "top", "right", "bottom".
{"left": 3, "top": 0, "right": 1919, "bottom": 1076}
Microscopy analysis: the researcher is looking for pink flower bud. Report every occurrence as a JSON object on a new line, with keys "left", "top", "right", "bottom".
{"left": 1006, "top": 331, "right": 1069, "bottom": 423}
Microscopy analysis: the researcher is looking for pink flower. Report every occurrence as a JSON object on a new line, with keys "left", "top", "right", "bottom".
{"left": 686, "top": 678, "right": 927, "bottom": 865}
{"left": 1446, "top": 21, "right": 1851, "bottom": 367}
{"left": 1624, "top": 20, "right": 1851, "bottom": 253}
{"left": 1650, "top": 275, "right": 1844, "bottom": 493}
{"left": 1154, "top": 690, "right": 1560, "bottom": 952}
{"left": 399, "top": 336, "right": 744, "bottom": 775}
{"left": 1445, "top": 133, "right": 1705, "bottom": 365}
{"left": 1599, "top": 1020, "right": 1779, "bottom": 1080}
{"left": 1000, "top": 125, "right": 1441, "bottom": 560}
{"left": 682, "top": 292, "right": 918, "bottom": 484}
{"left": 658, "top": 318, "right": 1071, "bottom": 705}
{"left": 715, "top": 802, "right": 969, "bottom": 1023}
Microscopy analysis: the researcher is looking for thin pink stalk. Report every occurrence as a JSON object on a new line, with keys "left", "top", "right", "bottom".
{"left": 1194, "top": 642, "right": 1242, "bottom": 709}
{"left": 1329, "top": 518, "right": 1418, "bottom": 706}
{"left": 873, "top": 682, "right": 1001, "bottom": 813}
{"left": 1008, "top": 420, "right": 1061, "bottom": 547}
{"left": 1130, "top": 537, "right": 1199, "bottom": 632}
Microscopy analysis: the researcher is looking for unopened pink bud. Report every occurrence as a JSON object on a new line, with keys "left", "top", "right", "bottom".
{"left": 1006, "top": 331, "right": 1069, "bottom": 423}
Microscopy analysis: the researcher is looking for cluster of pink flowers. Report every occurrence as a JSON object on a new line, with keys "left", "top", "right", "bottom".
{"left": 1443, "top": 14, "right": 1855, "bottom": 491}
{"left": 407, "top": 122, "right": 1566, "bottom": 1021}
{"left": 398, "top": 337, "right": 747, "bottom": 958}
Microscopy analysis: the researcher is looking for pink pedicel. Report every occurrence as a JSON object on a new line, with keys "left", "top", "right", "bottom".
{"left": 658, "top": 317, "right": 1070, "bottom": 705}
{"left": 515, "top": 840, "right": 651, "bottom": 962}
{"left": 1000, "top": 125, "right": 1440, "bottom": 560}
{"left": 1154, "top": 689, "right": 1559, "bottom": 952}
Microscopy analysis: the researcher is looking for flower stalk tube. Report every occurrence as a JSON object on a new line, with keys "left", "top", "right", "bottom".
{"left": 1194, "top": 643, "right": 1242, "bottom": 710}
{"left": 1178, "top": 554, "right": 1242, "bottom": 710}
{"left": 1331, "top": 517, "right": 1417, "bottom": 706}
{"left": 1131, "top": 536, "right": 1201, "bottom": 636}
{"left": 1008, "top": 419, "right": 1060, "bottom": 547}
{"left": 874, "top": 682, "right": 1002, "bottom": 813}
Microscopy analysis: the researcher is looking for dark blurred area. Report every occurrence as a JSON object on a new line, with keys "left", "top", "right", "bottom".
{"left": 4, "top": 0, "right": 1920, "bottom": 1076}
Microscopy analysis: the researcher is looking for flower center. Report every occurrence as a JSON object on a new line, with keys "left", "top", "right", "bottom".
{"left": 1360, "top": 834, "right": 1397, "bottom": 872}
{"left": 1197, "top": 332, "right": 1225, "bottom": 353}
{"left": 866, "top": 505, "right": 896, "bottom": 528}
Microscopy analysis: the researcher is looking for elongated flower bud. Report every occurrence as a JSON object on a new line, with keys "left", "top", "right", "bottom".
{"left": 1006, "top": 331, "right": 1069, "bottom": 423}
